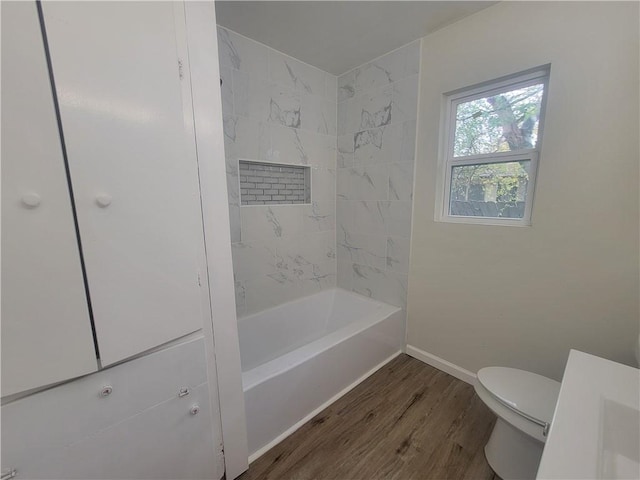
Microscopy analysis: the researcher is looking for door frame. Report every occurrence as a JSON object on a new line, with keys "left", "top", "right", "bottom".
{"left": 183, "top": 2, "right": 249, "bottom": 479}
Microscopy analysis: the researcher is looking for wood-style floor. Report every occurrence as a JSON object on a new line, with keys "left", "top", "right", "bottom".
{"left": 239, "top": 354, "right": 500, "bottom": 480}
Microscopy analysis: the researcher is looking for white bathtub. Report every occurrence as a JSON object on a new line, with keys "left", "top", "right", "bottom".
{"left": 238, "top": 288, "right": 404, "bottom": 460}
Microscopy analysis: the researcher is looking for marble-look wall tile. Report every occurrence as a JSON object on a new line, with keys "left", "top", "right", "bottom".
{"left": 236, "top": 230, "right": 337, "bottom": 316}
{"left": 226, "top": 164, "right": 240, "bottom": 207}
{"left": 351, "top": 264, "right": 408, "bottom": 309}
{"left": 397, "top": 120, "right": 417, "bottom": 164}
{"left": 235, "top": 280, "right": 247, "bottom": 317}
{"left": 230, "top": 70, "right": 252, "bottom": 118}
{"left": 386, "top": 236, "right": 411, "bottom": 274}
{"left": 338, "top": 71, "right": 356, "bottom": 102}
{"left": 220, "top": 28, "right": 336, "bottom": 136}
{"left": 220, "top": 65, "right": 234, "bottom": 115}
{"left": 223, "top": 114, "right": 270, "bottom": 161}
{"left": 244, "top": 274, "right": 302, "bottom": 315}
{"left": 385, "top": 201, "right": 413, "bottom": 237}
{"left": 337, "top": 135, "right": 354, "bottom": 168}
{"left": 268, "top": 84, "right": 302, "bottom": 128}
{"left": 300, "top": 93, "right": 336, "bottom": 135}
{"left": 219, "top": 31, "right": 337, "bottom": 316}
{"left": 272, "top": 235, "right": 307, "bottom": 275}
{"left": 300, "top": 268, "right": 336, "bottom": 296}
{"left": 231, "top": 241, "right": 276, "bottom": 281}
{"left": 308, "top": 135, "right": 337, "bottom": 170}
{"left": 303, "top": 201, "right": 335, "bottom": 233}
{"left": 335, "top": 39, "right": 420, "bottom": 317}
{"left": 217, "top": 27, "right": 268, "bottom": 77}
{"left": 348, "top": 85, "right": 393, "bottom": 133}
{"left": 271, "top": 232, "right": 336, "bottom": 295}
{"left": 353, "top": 122, "right": 416, "bottom": 165}
{"left": 297, "top": 231, "right": 336, "bottom": 267}
{"left": 325, "top": 74, "right": 338, "bottom": 100}
{"left": 353, "top": 127, "right": 384, "bottom": 164}
{"left": 351, "top": 201, "right": 386, "bottom": 237}
{"left": 337, "top": 165, "right": 389, "bottom": 201}
{"left": 235, "top": 74, "right": 339, "bottom": 136}
{"left": 337, "top": 104, "right": 348, "bottom": 136}
{"left": 240, "top": 205, "right": 303, "bottom": 242}
{"left": 337, "top": 227, "right": 387, "bottom": 270}
{"left": 234, "top": 73, "right": 302, "bottom": 128}
{"left": 336, "top": 200, "right": 353, "bottom": 232}
{"left": 336, "top": 259, "right": 354, "bottom": 291}
{"left": 354, "top": 46, "right": 406, "bottom": 93}
{"left": 268, "top": 125, "right": 337, "bottom": 167}
{"left": 326, "top": 98, "right": 338, "bottom": 136}
{"left": 217, "top": 26, "right": 340, "bottom": 316}
{"left": 223, "top": 113, "right": 270, "bottom": 246}
{"left": 311, "top": 166, "right": 336, "bottom": 204}
{"left": 342, "top": 39, "right": 420, "bottom": 97}
{"left": 268, "top": 125, "right": 311, "bottom": 165}
{"left": 391, "top": 75, "right": 419, "bottom": 126}
{"left": 351, "top": 201, "right": 412, "bottom": 238}
{"left": 268, "top": 50, "right": 326, "bottom": 97}
{"left": 228, "top": 205, "right": 241, "bottom": 244}
{"left": 404, "top": 41, "right": 421, "bottom": 77}
{"left": 279, "top": 251, "right": 336, "bottom": 298}
{"left": 273, "top": 253, "right": 334, "bottom": 289}
{"left": 389, "top": 162, "right": 414, "bottom": 201}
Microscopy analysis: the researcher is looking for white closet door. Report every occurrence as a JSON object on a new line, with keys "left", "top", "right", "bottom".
{"left": 1, "top": 1, "right": 98, "bottom": 396}
{"left": 41, "top": 2, "right": 207, "bottom": 366}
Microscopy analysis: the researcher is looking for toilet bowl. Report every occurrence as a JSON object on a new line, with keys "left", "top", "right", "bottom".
{"left": 474, "top": 367, "right": 560, "bottom": 480}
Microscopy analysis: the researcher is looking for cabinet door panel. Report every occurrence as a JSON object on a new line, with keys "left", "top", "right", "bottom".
{"left": 41, "top": 2, "right": 206, "bottom": 365}
{"left": 1, "top": 337, "right": 212, "bottom": 475}
{"left": 2, "top": 339, "right": 221, "bottom": 479}
{"left": 1, "top": 1, "right": 98, "bottom": 396}
{"left": 37, "top": 384, "right": 218, "bottom": 480}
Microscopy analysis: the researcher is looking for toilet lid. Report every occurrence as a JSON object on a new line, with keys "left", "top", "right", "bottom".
{"left": 477, "top": 367, "right": 561, "bottom": 423}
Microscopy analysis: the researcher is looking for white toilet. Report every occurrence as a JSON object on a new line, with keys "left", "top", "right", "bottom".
{"left": 474, "top": 367, "right": 561, "bottom": 480}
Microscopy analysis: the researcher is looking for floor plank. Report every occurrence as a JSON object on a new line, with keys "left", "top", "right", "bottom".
{"left": 239, "top": 354, "right": 498, "bottom": 480}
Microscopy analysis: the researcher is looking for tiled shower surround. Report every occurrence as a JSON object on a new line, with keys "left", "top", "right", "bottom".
{"left": 336, "top": 42, "right": 420, "bottom": 311}
{"left": 217, "top": 27, "right": 337, "bottom": 316}
{"left": 218, "top": 25, "right": 419, "bottom": 317}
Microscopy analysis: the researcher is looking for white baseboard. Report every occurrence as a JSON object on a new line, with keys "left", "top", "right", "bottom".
{"left": 248, "top": 350, "right": 402, "bottom": 464}
{"left": 406, "top": 344, "right": 476, "bottom": 385}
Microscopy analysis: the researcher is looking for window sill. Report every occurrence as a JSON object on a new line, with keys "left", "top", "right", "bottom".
{"left": 435, "top": 215, "right": 531, "bottom": 227}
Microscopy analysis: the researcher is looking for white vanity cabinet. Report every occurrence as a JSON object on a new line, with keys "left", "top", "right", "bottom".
{"left": 41, "top": 1, "right": 207, "bottom": 367}
{"left": 1, "top": 1, "right": 99, "bottom": 397}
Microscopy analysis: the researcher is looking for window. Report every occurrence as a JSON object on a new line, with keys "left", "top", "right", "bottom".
{"left": 438, "top": 66, "right": 550, "bottom": 226}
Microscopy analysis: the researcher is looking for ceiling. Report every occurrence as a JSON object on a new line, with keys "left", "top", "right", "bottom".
{"left": 215, "top": 1, "right": 497, "bottom": 76}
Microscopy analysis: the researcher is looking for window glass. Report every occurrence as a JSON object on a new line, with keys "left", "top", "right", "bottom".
{"left": 453, "top": 84, "right": 544, "bottom": 157}
{"left": 449, "top": 160, "right": 531, "bottom": 219}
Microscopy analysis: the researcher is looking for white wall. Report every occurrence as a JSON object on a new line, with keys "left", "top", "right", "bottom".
{"left": 408, "top": 1, "right": 639, "bottom": 380}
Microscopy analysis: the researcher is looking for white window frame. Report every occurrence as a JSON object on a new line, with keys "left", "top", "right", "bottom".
{"left": 436, "top": 66, "right": 550, "bottom": 226}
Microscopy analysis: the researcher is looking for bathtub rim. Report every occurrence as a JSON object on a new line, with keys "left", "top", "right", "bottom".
{"left": 237, "top": 287, "right": 396, "bottom": 326}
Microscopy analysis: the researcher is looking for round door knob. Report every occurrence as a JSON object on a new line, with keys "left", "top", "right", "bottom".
{"left": 21, "top": 192, "right": 41, "bottom": 208}
{"left": 95, "top": 194, "right": 112, "bottom": 208}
